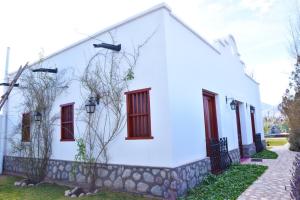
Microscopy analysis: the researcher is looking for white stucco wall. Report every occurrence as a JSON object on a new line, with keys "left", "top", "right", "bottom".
{"left": 5, "top": 7, "right": 174, "bottom": 168}
{"left": 164, "top": 12, "right": 263, "bottom": 167}
{"left": 4, "top": 5, "right": 263, "bottom": 169}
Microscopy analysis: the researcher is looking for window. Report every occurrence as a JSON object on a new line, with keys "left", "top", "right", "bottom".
{"left": 125, "top": 88, "right": 153, "bottom": 139}
{"left": 22, "top": 112, "right": 31, "bottom": 142}
{"left": 60, "top": 103, "right": 74, "bottom": 141}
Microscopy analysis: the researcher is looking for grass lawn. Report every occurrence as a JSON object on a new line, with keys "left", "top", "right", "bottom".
{"left": 0, "top": 176, "right": 152, "bottom": 200}
{"left": 266, "top": 137, "right": 288, "bottom": 147}
{"left": 251, "top": 149, "right": 278, "bottom": 159}
{"left": 182, "top": 164, "right": 267, "bottom": 200}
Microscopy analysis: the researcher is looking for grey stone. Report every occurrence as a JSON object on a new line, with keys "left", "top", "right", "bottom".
{"left": 143, "top": 172, "right": 154, "bottom": 183}
{"left": 125, "top": 179, "right": 136, "bottom": 191}
{"left": 104, "top": 180, "right": 112, "bottom": 187}
{"left": 133, "top": 172, "right": 141, "bottom": 181}
{"left": 137, "top": 182, "right": 149, "bottom": 192}
{"left": 71, "top": 194, "right": 77, "bottom": 198}
{"left": 65, "top": 164, "right": 72, "bottom": 172}
{"left": 152, "top": 169, "right": 160, "bottom": 175}
{"left": 62, "top": 172, "right": 68, "bottom": 180}
{"left": 95, "top": 178, "right": 102, "bottom": 187}
{"left": 155, "top": 176, "right": 163, "bottom": 184}
{"left": 122, "top": 169, "right": 131, "bottom": 178}
{"left": 160, "top": 170, "right": 166, "bottom": 178}
{"left": 79, "top": 193, "right": 85, "bottom": 197}
{"left": 76, "top": 173, "right": 85, "bottom": 183}
{"left": 113, "top": 177, "right": 123, "bottom": 189}
{"left": 170, "top": 181, "right": 177, "bottom": 190}
{"left": 151, "top": 185, "right": 163, "bottom": 196}
{"left": 98, "top": 168, "right": 109, "bottom": 178}
{"left": 109, "top": 171, "right": 116, "bottom": 181}
{"left": 59, "top": 164, "right": 64, "bottom": 171}
{"left": 65, "top": 190, "right": 70, "bottom": 196}
{"left": 52, "top": 165, "right": 57, "bottom": 173}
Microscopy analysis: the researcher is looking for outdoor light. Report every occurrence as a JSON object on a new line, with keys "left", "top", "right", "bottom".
{"left": 230, "top": 100, "right": 237, "bottom": 110}
{"left": 85, "top": 97, "right": 96, "bottom": 114}
{"left": 250, "top": 106, "right": 255, "bottom": 113}
{"left": 93, "top": 43, "right": 121, "bottom": 51}
{"left": 226, "top": 96, "right": 237, "bottom": 110}
{"left": 34, "top": 111, "right": 42, "bottom": 122}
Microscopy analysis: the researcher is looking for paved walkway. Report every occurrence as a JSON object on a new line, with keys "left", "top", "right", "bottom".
{"left": 238, "top": 144, "right": 298, "bottom": 200}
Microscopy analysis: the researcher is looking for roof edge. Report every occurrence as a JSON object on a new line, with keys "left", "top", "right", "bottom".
{"left": 12, "top": 3, "right": 172, "bottom": 73}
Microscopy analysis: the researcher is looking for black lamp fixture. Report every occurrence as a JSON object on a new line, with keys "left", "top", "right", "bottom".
{"left": 85, "top": 97, "right": 96, "bottom": 114}
{"left": 226, "top": 96, "right": 237, "bottom": 110}
{"left": 230, "top": 100, "right": 237, "bottom": 110}
{"left": 34, "top": 111, "right": 42, "bottom": 122}
{"left": 32, "top": 68, "right": 58, "bottom": 73}
{"left": 93, "top": 43, "right": 121, "bottom": 51}
{"left": 250, "top": 106, "right": 255, "bottom": 113}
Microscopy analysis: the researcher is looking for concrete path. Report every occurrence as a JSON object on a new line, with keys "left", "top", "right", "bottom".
{"left": 238, "top": 144, "right": 298, "bottom": 200}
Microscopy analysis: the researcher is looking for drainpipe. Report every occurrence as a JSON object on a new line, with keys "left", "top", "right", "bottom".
{"left": 0, "top": 47, "right": 10, "bottom": 174}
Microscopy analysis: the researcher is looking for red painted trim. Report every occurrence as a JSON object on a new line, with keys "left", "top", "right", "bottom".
{"left": 60, "top": 138, "right": 75, "bottom": 142}
{"left": 124, "top": 88, "right": 151, "bottom": 95}
{"left": 60, "top": 103, "right": 75, "bottom": 141}
{"left": 125, "top": 136, "right": 154, "bottom": 140}
{"left": 125, "top": 88, "right": 152, "bottom": 139}
{"left": 60, "top": 102, "right": 75, "bottom": 107}
{"left": 202, "top": 89, "right": 218, "bottom": 97}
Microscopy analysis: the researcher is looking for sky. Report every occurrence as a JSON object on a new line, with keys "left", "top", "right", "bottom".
{"left": 0, "top": 0, "right": 297, "bottom": 106}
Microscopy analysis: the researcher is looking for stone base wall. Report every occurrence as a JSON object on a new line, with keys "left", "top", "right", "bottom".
{"left": 3, "top": 156, "right": 210, "bottom": 199}
{"left": 242, "top": 143, "right": 256, "bottom": 157}
{"left": 262, "top": 140, "right": 266, "bottom": 149}
{"left": 229, "top": 148, "right": 240, "bottom": 163}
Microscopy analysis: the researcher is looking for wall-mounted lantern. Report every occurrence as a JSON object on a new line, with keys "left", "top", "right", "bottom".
{"left": 85, "top": 97, "right": 97, "bottom": 114}
{"left": 34, "top": 111, "right": 42, "bottom": 122}
{"left": 226, "top": 96, "right": 237, "bottom": 110}
{"left": 230, "top": 100, "right": 237, "bottom": 110}
{"left": 250, "top": 106, "right": 255, "bottom": 114}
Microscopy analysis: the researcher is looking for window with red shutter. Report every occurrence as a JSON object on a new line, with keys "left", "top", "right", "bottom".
{"left": 22, "top": 112, "right": 31, "bottom": 142}
{"left": 60, "top": 103, "right": 75, "bottom": 141}
{"left": 125, "top": 88, "right": 153, "bottom": 140}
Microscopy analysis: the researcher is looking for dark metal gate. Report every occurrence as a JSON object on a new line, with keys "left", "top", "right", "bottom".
{"left": 210, "top": 137, "right": 232, "bottom": 174}
{"left": 254, "top": 133, "right": 264, "bottom": 153}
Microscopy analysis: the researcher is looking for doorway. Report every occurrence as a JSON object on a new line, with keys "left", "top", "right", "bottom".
{"left": 202, "top": 90, "right": 220, "bottom": 173}
{"left": 235, "top": 102, "right": 244, "bottom": 158}
{"left": 250, "top": 106, "right": 256, "bottom": 143}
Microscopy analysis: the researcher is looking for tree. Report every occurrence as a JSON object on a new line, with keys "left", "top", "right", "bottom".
{"left": 279, "top": 7, "right": 300, "bottom": 151}
{"left": 9, "top": 58, "right": 70, "bottom": 183}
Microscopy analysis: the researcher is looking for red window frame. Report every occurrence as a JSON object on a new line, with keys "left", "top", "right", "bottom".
{"left": 60, "top": 102, "right": 75, "bottom": 141}
{"left": 125, "top": 88, "right": 153, "bottom": 140}
{"left": 21, "top": 112, "right": 31, "bottom": 142}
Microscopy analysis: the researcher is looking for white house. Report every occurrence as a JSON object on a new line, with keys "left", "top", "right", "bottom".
{"left": 1, "top": 4, "right": 264, "bottom": 199}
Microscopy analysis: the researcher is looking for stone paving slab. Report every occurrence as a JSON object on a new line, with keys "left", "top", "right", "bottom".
{"left": 238, "top": 144, "right": 298, "bottom": 200}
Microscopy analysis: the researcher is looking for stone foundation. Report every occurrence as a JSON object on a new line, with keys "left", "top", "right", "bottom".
{"left": 262, "top": 140, "right": 266, "bottom": 149}
{"left": 242, "top": 143, "right": 256, "bottom": 157}
{"left": 3, "top": 156, "right": 210, "bottom": 199}
{"left": 229, "top": 148, "right": 240, "bottom": 163}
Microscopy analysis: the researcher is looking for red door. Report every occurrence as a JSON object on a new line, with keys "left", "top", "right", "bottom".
{"left": 202, "top": 91, "right": 219, "bottom": 156}
{"left": 250, "top": 108, "right": 256, "bottom": 143}
{"left": 235, "top": 103, "right": 244, "bottom": 158}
